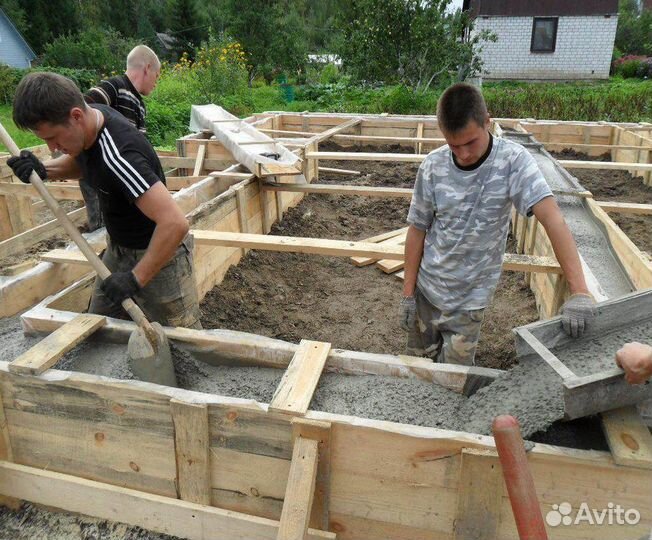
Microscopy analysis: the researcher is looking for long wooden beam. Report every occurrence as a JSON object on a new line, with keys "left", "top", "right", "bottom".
{"left": 596, "top": 201, "right": 652, "bottom": 215}
{"left": 559, "top": 160, "right": 652, "bottom": 172}
{"left": 43, "top": 231, "right": 562, "bottom": 274}
{"left": 0, "top": 461, "right": 334, "bottom": 540}
{"left": 0, "top": 182, "right": 84, "bottom": 201}
{"left": 262, "top": 182, "right": 413, "bottom": 198}
{"left": 305, "top": 151, "right": 423, "bottom": 163}
{"left": 259, "top": 128, "right": 447, "bottom": 145}
{"left": 306, "top": 117, "right": 362, "bottom": 145}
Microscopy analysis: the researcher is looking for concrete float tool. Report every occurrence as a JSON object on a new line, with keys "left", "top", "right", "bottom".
{"left": 0, "top": 122, "right": 178, "bottom": 387}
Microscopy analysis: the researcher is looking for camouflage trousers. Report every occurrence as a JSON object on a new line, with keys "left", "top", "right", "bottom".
{"left": 406, "top": 288, "right": 485, "bottom": 366}
{"left": 89, "top": 235, "right": 203, "bottom": 329}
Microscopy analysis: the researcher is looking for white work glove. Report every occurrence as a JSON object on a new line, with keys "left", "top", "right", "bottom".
{"left": 399, "top": 296, "right": 417, "bottom": 331}
{"left": 560, "top": 293, "right": 596, "bottom": 338}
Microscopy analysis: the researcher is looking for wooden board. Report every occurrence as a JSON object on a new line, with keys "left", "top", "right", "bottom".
{"left": 601, "top": 406, "right": 652, "bottom": 470}
{"left": 559, "top": 160, "right": 652, "bottom": 172}
{"left": 596, "top": 201, "right": 652, "bottom": 215}
{"left": 263, "top": 182, "right": 413, "bottom": 198}
{"left": 8, "top": 314, "right": 106, "bottom": 375}
{"left": 305, "top": 152, "right": 424, "bottom": 163}
{"left": 170, "top": 399, "right": 211, "bottom": 504}
{"left": 270, "top": 340, "right": 331, "bottom": 416}
{"left": 453, "top": 449, "right": 502, "bottom": 540}
{"left": 0, "top": 461, "right": 333, "bottom": 540}
{"left": 276, "top": 436, "right": 320, "bottom": 540}
{"left": 191, "top": 231, "right": 406, "bottom": 260}
{"left": 351, "top": 233, "right": 407, "bottom": 267}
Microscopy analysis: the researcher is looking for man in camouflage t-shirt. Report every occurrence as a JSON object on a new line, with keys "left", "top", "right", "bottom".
{"left": 400, "top": 83, "right": 595, "bottom": 369}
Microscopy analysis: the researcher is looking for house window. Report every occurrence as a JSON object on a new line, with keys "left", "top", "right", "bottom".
{"left": 531, "top": 17, "right": 558, "bottom": 53}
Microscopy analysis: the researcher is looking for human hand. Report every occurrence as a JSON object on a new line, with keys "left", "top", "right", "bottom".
{"left": 7, "top": 150, "right": 47, "bottom": 184}
{"left": 100, "top": 271, "right": 141, "bottom": 305}
{"left": 616, "top": 342, "right": 652, "bottom": 385}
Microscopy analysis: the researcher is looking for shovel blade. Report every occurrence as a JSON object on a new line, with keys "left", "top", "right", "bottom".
{"left": 128, "top": 322, "right": 178, "bottom": 387}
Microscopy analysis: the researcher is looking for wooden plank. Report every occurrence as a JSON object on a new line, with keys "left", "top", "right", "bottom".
{"left": 376, "top": 259, "right": 404, "bottom": 274}
{"left": 305, "top": 152, "right": 424, "bottom": 163}
{"left": 192, "top": 231, "right": 406, "bottom": 260}
{"left": 170, "top": 399, "right": 211, "bottom": 504}
{"left": 292, "top": 418, "right": 331, "bottom": 531}
{"left": 0, "top": 462, "right": 333, "bottom": 540}
{"left": 263, "top": 182, "right": 413, "bottom": 198}
{"left": 276, "top": 436, "right": 320, "bottom": 540}
{"left": 351, "top": 232, "right": 407, "bottom": 267}
{"left": 453, "top": 449, "right": 502, "bottom": 540}
{"left": 8, "top": 314, "right": 106, "bottom": 376}
{"left": 559, "top": 159, "right": 652, "bottom": 172}
{"left": 270, "top": 340, "right": 331, "bottom": 416}
{"left": 306, "top": 117, "right": 362, "bottom": 145}
{"left": 596, "top": 201, "right": 652, "bottom": 215}
{"left": 0, "top": 206, "right": 86, "bottom": 260}
{"left": 317, "top": 167, "right": 360, "bottom": 176}
{"left": 159, "top": 156, "right": 235, "bottom": 170}
{"left": 259, "top": 179, "right": 273, "bottom": 233}
{"left": 192, "top": 142, "right": 207, "bottom": 177}
{"left": 41, "top": 248, "right": 100, "bottom": 265}
{"left": 415, "top": 123, "right": 424, "bottom": 154}
{"left": 501, "top": 253, "right": 561, "bottom": 274}
{"left": 235, "top": 185, "right": 250, "bottom": 255}
{"left": 0, "top": 195, "right": 13, "bottom": 240}
{"left": 165, "top": 176, "right": 209, "bottom": 190}
{"left": 0, "top": 182, "right": 84, "bottom": 201}
{"left": 601, "top": 406, "right": 652, "bottom": 470}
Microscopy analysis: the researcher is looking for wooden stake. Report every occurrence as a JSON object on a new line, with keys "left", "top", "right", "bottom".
{"left": 170, "top": 399, "right": 211, "bottom": 505}
{"left": 601, "top": 406, "right": 652, "bottom": 469}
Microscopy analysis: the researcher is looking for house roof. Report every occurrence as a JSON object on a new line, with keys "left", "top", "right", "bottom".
{"left": 463, "top": 0, "right": 619, "bottom": 17}
{"left": 0, "top": 8, "right": 36, "bottom": 61}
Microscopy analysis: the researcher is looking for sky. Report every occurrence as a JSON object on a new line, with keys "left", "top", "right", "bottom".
{"left": 449, "top": 0, "right": 465, "bottom": 11}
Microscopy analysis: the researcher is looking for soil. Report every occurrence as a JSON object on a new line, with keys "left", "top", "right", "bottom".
{"left": 552, "top": 149, "right": 652, "bottom": 259}
{"left": 199, "top": 142, "right": 539, "bottom": 370}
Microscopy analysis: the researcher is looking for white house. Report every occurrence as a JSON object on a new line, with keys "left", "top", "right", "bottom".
{"left": 465, "top": 0, "right": 619, "bottom": 80}
{"left": 0, "top": 8, "right": 35, "bottom": 69}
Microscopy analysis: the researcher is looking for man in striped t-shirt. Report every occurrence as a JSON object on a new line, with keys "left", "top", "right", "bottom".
{"left": 81, "top": 45, "right": 161, "bottom": 230}
{"left": 9, "top": 72, "right": 201, "bottom": 330}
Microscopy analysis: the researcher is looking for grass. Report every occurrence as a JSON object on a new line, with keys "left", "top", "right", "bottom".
{"left": 0, "top": 104, "right": 42, "bottom": 152}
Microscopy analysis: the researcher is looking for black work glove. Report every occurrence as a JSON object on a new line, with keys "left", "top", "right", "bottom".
{"left": 7, "top": 150, "right": 47, "bottom": 184}
{"left": 100, "top": 271, "right": 141, "bottom": 305}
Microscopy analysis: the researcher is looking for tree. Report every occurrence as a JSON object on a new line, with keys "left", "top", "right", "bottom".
{"left": 615, "top": 0, "right": 652, "bottom": 56}
{"left": 168, "top": 0, "right": 207, "bottom": 58}
{"left": 334, "top": 0, "right": 493, "bottom": 92}
{"left": 223, "top": 0, "right": 308, "bottom": 83}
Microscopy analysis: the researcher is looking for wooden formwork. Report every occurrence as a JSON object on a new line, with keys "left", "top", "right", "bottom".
{"left": 2, "top": 113, "right": 652, "bottom": 538}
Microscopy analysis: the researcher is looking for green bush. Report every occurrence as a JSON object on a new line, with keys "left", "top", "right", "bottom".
{"left": 379, "top": 85, "right": 435, "bottom": 114}
{"left": 620, "top": 59, "right": 645, "bottom": 78}
{"left": 0, "top": 64, "right": 98, "bottom": 104}
{"left": 319, "top": 63, "right": 340, "bottom": 85}
{"left": 0, "top": 65, "right": 24, "bottom": 104}
{"left": 41, "top": 28, "right": 139, "bottom": 76}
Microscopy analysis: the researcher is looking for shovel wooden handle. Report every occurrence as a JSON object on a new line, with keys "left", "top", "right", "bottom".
{"left": 0, "top": 122, "right": 158, "bottom": 345}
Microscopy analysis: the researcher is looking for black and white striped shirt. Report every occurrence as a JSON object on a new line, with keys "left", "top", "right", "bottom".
{"left": 85, "top": 75, "right": 147, "bottom": 134}
{"left": 75, "top": 105, "right": 165, "bottom": 249}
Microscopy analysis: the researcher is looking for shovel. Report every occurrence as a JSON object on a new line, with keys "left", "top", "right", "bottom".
{"left": 0, "top": 122, "right": 177, "bottom": 387}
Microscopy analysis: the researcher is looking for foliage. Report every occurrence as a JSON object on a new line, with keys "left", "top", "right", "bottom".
{"left": 0, "top": 64, "right": 97, "bottom": 104}
{"left": 334, "top": 0, "right": 494, "bottom": 92}
{"left": 613, "top": 55, "right": 651, "bottom": 78}
{"left": 189, "top": 35, "right": 249, "bottom": 104}
{"left": 222, "top": 0, "right": 308, "bottom": 83}
{"left": 616, "top": 0, "right": 652, "bottom": 56}
{"left": 168, "top": 0, "right": 207, "bottom": 58}
{"left": 41, "top": 28, "right": 139, "bottom": 76}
